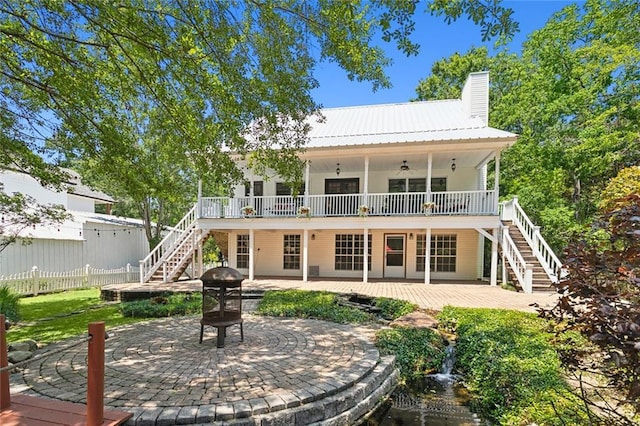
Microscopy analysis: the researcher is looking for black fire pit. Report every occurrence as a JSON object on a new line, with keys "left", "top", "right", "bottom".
{"left": 199, "top": 266, "right": 244, "bottom": 348}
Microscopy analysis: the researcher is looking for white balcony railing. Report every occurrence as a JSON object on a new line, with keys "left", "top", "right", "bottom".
{"left": 199, "top": 190, "right": 497, "bottom": 218}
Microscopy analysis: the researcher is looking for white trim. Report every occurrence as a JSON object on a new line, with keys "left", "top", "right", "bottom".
{"left": 303, "top": 229, "right": 309, "bottom": 282}
{"left": 249, "top": 229, "right": 255, "bottom": 280}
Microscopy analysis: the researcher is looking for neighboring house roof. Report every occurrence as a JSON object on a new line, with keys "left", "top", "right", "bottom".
{"left": 305, "top": 99, "right": 516, "bottom": 148}
{"left": 6, "top": 210, "right": 145, "bottom": 241}
{"left": 62, "top": 168, "right": 115, "bottom": 203}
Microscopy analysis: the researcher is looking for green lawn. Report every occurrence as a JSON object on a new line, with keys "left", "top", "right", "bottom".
{"left": 7, "top": 288, "right": 147, "bottom": 344}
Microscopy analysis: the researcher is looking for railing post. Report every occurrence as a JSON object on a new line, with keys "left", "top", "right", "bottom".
{"left": 87, "top": 321, "right": 105, "bottom": 426}
{"left": 524, "top": 264, "right": 534, "bottom": 294}
{"left": 126, "top": 263, "right": 132, "bottom": 282}
{"left": 162, "top": 261, "right": 167, "bottom": 283}
{"left": 533, "top": 226, "right": 541, "bottom": 257}
{"left": 197, "top": 180, "right": 203, "bottom": 218}
{"left": 31, "top": 266, "right": 39, "bottom": 296}
{"left": 139, "top": 260, "right": 144, "bottom": 284}
{"left": 0, "top": 314, "right": 10, "bottom": 411}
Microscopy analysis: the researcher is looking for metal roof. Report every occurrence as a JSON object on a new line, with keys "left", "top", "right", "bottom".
{"left": 62, "top": 169, "right": 115, "bottom": 203}
{"left": 305, "top": 99, "right": 517, "bottom": 148}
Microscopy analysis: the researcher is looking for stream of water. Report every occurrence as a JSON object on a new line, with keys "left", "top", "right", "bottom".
{"left": 368, "top": 344, "right": 484, "bottom": 425}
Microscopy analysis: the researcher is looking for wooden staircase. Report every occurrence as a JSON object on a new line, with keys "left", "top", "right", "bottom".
{"left": 502, "top": 220, "right": 554, "bottom": 292}
{"left": 147, "top": 228, "right": 208, "bottom": 282}
{"left": 140, "top": 204, "right": 211, "bottom": 283}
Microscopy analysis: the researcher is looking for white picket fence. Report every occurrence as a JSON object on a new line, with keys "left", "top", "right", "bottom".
{"left": 0, "top": 264, "right": 139, "bottom": 296}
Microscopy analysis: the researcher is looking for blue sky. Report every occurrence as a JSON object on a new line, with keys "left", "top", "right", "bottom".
{"left": 311, "top": 0, "right": 579, "bottom": 107}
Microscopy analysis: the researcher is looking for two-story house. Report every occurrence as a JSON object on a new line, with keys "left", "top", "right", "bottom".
{"left": 141, "top": 72, "right": 562, "bottom": 292}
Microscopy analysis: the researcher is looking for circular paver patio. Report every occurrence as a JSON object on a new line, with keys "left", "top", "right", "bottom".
{"left": 11, "top": 314, "right": 390, "bottom": 425}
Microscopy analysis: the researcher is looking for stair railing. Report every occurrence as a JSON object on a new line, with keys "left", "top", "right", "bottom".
{"left": 139, "top": 203, "right": 198, "bottom": 283}
{"left": 163, "top": 227, "right": 201, "bottom": 282}
{"left": 501, "top": 227, "right": 533, "bottom": 293}
{"left": 500, "top": 197, "right": 564, "bottom": 283}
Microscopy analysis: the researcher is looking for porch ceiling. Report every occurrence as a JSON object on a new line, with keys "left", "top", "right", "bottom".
{"left": 305, "top": 151, "right": 495, "bottom": 175}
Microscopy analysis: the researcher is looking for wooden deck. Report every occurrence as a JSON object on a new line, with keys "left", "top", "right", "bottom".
{"left": 0, "top": 394, "right": 132, "bottom": 426}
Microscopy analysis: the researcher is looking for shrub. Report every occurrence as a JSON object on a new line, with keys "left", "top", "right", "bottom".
{"left": 256, "top": 290, "right": 373, "bottom": 324}
{"left": 537, "top": 193, "right": 640, "bottom": 424}
{"left": 373, "top": 297, "right": 417, "bottom": 320}
{"left": 119, "top": 293, "right": 201, "bottom": 318}
{"left": 0, "top": 286, "right": 21, "bottom": 323}
{"left": 439, "top": 306, "right": 590, "bottom": 425}
{"left": 375, "top": 327, "right": 445, "bottom": 382}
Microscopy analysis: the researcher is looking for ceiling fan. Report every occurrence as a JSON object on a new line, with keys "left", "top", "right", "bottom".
{"left": 396, "top": 160, "right": 413, "bottom": 175}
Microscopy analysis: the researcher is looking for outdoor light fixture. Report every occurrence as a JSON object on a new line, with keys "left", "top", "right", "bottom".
{"left": 400, "top": 160, "right": 410, "bottom": 172}
{"left": 451, "top": 158, "right": 457, "bottom": 172}
{"left": 409, "top": 233, "right": 414, "bottom": 240}
{"left": 336, "top": 163, "right": 341, "bottom": 175}
{"left": 311, "top": 233, "right": 315, "bottom": 240}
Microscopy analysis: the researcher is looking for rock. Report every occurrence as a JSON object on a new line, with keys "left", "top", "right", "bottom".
{"left": 390, "top": 311, "right": 439, "bottom": 329}
{"left": 9, "top": 339, "right": 38, "bottom": 352}
{"left": 8, "top": 350, "right": 33, "bottom": 363}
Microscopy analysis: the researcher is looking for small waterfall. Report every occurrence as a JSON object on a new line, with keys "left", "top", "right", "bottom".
{"left": 428, "top": 344, "right": 458, "bottom": 387}
{"left": 441, "top": 344, "right": 456, "bottom": 375}
{"left": 373, "top": 341, "right": 484, "bottom": 425}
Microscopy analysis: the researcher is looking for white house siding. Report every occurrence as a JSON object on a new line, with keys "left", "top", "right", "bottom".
{"left": 0, "top": 239, "right": 84, "bottom": 275}
{"left": 81, "top": 222, "right": 149, "bottom": 270}
{"left": 67, "top": 194, "right": 96, "bottom": 212}
{"left": 0, "top": 222, "right": 149, "bottom": 275}
{"left": 228, "top": 228, "right": 480, "bottom": 281}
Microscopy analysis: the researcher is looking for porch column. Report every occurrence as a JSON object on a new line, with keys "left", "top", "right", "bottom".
{"left": 249, "top": 229, "right": 255, "bottom": 280}
{"left": 424, "top": 228, "right": 431, "bottom": 284}
{"left": 363, "top": 156, "right": 369, "bottom": 207}
{"left": 427, "top": 153, "right": 433, "bottom": 199}
{"left": 490, "top": 227, "right": 498, "bottom": 286}
{"left": 363, "top": 228, "right": 369, "bottom": 283}
{"left": 304, "top": 161, "right": 310, "bottom": 206}
{"left": 303, "top": 229, "right": 309, "bottom": 282}
{"left": 494, "top": 150, "right": 501, "bottom": 213}
{"left": 197, "top": 230, "right": 203, "bottom": 277}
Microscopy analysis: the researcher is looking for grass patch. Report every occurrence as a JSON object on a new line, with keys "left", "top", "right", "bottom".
{"left": 375, "top": 327, "right": 445, "bottom": 382}
{"left": 438, "top": 306, "right": 592, "bottom": 425}
{"left": 18, "top": 288, "right": 104, "bottom": 322}
{"left": 7, "top": 305, "right": 141, "bottom": 344}
{"left": 6, "top": 289, "right": 201, "bottom": 345}
{"left": 256, "top": 290, "right": 373, "bottom": 323}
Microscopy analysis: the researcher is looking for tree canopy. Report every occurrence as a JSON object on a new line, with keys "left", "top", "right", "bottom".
{"left": 415, "top": 0, "right": 640, "bottom": 252}
{"left": 0, "top": 0, "right": 517, "bottom": 246}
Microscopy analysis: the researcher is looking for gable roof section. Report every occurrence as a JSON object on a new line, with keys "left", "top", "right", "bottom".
{"left": 305, "top": 99, "right": 516, "bottom": 148}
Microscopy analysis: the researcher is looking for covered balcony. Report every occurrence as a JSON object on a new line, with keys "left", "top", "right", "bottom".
{"left": 199, "top": 189, "right": 498, "bottom": 218}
